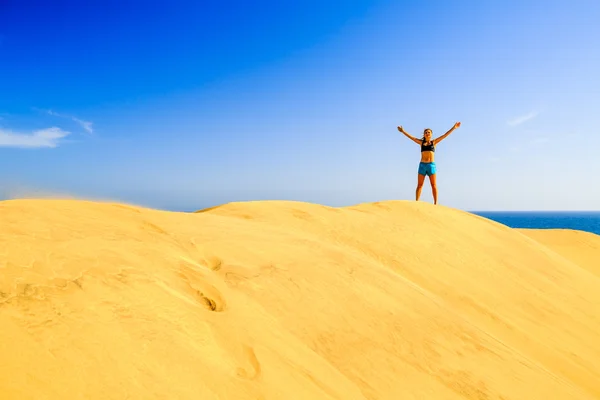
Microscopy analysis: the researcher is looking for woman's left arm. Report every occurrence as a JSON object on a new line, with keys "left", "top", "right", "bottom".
{"left": 433, "top": 122, "right": 461, "bottom": 145}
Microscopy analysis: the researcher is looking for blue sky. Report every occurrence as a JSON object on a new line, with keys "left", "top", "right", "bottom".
{"left": 1, "top": 0, "right": 599, "bottom": 211}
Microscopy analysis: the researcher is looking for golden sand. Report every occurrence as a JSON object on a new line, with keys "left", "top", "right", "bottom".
{"left": 0, "top": 199, "right": 599, "bottom": 399}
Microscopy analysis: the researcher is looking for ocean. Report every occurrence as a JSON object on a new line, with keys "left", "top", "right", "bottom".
{"left": 471, "top": 211, "right": 600, "bottom": 236}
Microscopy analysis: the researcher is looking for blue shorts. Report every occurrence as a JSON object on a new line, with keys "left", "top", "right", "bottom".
{"left": 418, "top": 162, "right": 436, "bottom": 176}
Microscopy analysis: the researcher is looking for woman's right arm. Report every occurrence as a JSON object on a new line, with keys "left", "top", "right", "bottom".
{"left": 397, "top": 126, "right": 421, "bottom": 145}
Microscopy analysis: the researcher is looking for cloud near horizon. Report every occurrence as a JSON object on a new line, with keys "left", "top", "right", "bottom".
{"left": 0, "top": 185, "right": 144, "bottom": 208}
{"left": 0, "top": 127, "right": 70, "bottom": 148}
{"left": 507, "top": 111, "right": 538, "bottom": 127}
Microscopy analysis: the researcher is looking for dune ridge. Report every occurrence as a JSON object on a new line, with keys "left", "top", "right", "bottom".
{"left": 1, "top": 198, "right": 599, "bottom": 399}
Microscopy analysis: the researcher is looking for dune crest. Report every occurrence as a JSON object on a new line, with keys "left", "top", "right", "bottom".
{"left": 1, "top": 199, "right": 599, "bottom": 399}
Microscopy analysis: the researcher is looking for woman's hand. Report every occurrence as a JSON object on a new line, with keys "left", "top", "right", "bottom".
{"left": 397, "top": 126, "right": 405, "bottom": 133}
{"left": 454, "top": 122, "right": 461, "bottom": 129}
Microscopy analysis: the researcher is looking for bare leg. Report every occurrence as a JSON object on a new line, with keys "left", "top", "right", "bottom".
{"left": 416, "top": 174, "right": 426, "bottom": 201}
{"left": 428, "top": 174, "right": 438, "bottom": 204}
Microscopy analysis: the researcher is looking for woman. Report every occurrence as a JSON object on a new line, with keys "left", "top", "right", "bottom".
{"left": 397, "top": 122, "right": 461, "bottom": 205}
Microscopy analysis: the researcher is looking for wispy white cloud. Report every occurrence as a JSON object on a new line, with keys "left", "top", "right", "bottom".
{"left": 530, "top": 136, "right": 549, "bottom": 144}
{"left": 510, "top": 136, "right": 550, "bottom": 153}
{"left": 507, "top": 111, "right": 538, "bottom": 127}
{"left": 39, "top": 108, "right": 94, "bottom": 134}
{"left": 510, "top": 145, "right": 522, "bottom": 153}
{"left": 0, "top": 127, "right": 70, "bottom": 148}
{"left": 71, "top": 116, "right": 93, "bottom": 134}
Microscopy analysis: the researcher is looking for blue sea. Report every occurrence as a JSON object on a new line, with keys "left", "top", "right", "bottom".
{"left": 471, "top": 212, "right": 600, "bottom": 236}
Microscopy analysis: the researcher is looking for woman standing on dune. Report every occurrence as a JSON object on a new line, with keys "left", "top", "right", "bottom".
{"left": 397, "top": 122, "right": 461, "bottom": 205}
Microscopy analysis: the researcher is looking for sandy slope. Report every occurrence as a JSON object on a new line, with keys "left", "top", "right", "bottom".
{"left": 518, "top": 228, "right": 600, "bottom": 278}
{"left": 0, "top": 199, "right": 599, "bottom": 400}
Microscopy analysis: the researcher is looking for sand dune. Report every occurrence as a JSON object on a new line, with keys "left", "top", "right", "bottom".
{"left": 518, "top": 228, "right": 600, "bottom": 278}
{"left": 1, "top": 199, "right": 599, "bottom": 400}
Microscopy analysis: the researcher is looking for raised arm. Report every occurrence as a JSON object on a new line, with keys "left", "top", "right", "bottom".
{"left": 433, "top": 122, "right": 461, "bottom": 145}
{"left": 397, "top": 126, "right": 422, "bottom": 145}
